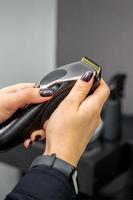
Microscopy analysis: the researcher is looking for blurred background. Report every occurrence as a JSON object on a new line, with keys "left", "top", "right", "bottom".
{"left": 0, "top": 0, "right": 133, "bottom": 199}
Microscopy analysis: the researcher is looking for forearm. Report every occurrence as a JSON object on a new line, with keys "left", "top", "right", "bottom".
{"left": 5, "top": 165, "right": 72, "bottom": 200}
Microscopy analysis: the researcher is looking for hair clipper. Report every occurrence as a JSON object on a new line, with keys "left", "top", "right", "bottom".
{"left": 0, "top": 57, "right": 102, "bottom": 151}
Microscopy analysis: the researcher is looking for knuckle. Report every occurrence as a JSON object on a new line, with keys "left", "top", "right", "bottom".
{"left": 63, "top": 96, "right": 75, "bottom": 106}
{"left": 105, "top": 84, "right": 110, "bottom": 96}
{"left": 92, "top": 102, "right": 100, "bottom": 114}
{"left": 17, "top": 83, "right": 23, "bottom": 86}
{"left": 93, "top": 116, "right": 101, "bottom": 128}
{"left": 16, "top": 83, "right": 24, "bottom": 88}
{"left": 75, "top": 83, "right": 87, "bottom": 95}
{"left": 100, "top": 80, "right": 110, "bottom": 96}
{"left": 24, "top": 88, "right": 33, "bottom": 100}
{"left": 102, "top": 81, "right": 110, "bottom": 97}
{"left": 97, "top": 116, "right": 102, "bottom": 125}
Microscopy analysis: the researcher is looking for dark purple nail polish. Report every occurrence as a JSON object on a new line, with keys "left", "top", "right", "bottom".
{"left": 40, "top": 89, "right": 54, "bottom": 97}
{"left": 81, "top": 71, "right": 93, "bottom": 82}
{"left": 29, "top": 141, "right": 33, "bottom": 147}
{"left": 35, "top": 135, "right": 41, "bottom": 141}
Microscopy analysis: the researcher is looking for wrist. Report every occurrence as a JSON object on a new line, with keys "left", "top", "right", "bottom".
{"left": 44, "top": 149, "right": 78, "bottom": 167}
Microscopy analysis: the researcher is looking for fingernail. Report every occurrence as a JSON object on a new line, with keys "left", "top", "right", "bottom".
{"left": 81, "top": 71, "right": 93, "bottom": 82}
{"left": 35, "top": 135, "right": 41, "bottom": 141}
{"left": 40, "top": 89, "right": 54, "bottom": 97}
{"left": 29, "top": 141, "right": 33, "bottom": 147}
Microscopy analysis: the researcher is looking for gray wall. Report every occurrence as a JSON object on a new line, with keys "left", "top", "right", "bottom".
{"left": 57, "top": 0, "right": 133, "bottom": 114}
{"left": 0, "top": 0, "right": 57, "bottom": 87}
{"left": 0, "top": 1, "right": 57, "bottom": 197}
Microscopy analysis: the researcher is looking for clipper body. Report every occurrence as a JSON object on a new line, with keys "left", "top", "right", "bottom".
{"left": 0, "top": 57, "right": 101, "bottom": 151}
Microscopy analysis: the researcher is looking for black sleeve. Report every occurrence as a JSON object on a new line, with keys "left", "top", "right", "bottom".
{"left": 5, "top": 165, "right": 73, "bottom": 200}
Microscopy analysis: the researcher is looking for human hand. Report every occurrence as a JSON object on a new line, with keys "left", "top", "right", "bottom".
{"left": 43, "top": 71, "right": 110, "bottom": 167}
{"left": 0, "top": 83, "right": 54, "bottom": 147}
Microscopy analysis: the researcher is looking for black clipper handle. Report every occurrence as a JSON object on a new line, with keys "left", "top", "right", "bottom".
{"left": 0, "top": 57, "right": 102, "bottom": 151}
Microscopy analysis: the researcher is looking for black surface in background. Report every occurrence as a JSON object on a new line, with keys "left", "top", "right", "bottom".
{"left": 76, "top": 115, "right": 133, "bottom": 199}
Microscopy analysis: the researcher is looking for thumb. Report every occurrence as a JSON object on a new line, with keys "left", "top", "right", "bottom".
{"left": 66, "top": 71, "right": 94, "bottom": 107}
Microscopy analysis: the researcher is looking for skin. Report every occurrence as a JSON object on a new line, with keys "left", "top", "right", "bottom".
{"left": 0, "top": 78, "right": 110, "bottom": 166}
{"left": 0, "top": 83, "right": 51, "bottom": 146}
{"left": 43, "top": 77, "right": 110, "bottom": 166}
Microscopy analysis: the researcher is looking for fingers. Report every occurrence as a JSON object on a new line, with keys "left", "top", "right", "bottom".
{"left": 65, "top": 71, "right": 94, "bottom": 107}
{"left": 24, "top": 129, "right": 46, "bottom": 148}
{"left": 43, "top": 120, "right": 48, "bottom": 130}
{"left": 16, "top": 87, "right": 52, "bottom": 104}
{"left": 7, "top": 87, "right": 52, "bottom": 110}
{"left": 82, "top": 79, "right": 110, "bottom": 114}
{"left": 91, "top": 79, "right": 110, "bottom": 109}
{"left": 0, "top": 83, "right": 34, "bottom": 93}
{"left": 30, "top": 129, "right": 46, "bottom": 142}
{"left": 24, "top": 139, "right": 32, "bottom": 148}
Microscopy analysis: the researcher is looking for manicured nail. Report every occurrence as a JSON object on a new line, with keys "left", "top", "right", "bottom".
{"left": 35, "top": 135, "right": 41, "bottom": 141}
{"left": 81, "top": 71, "right": 93, "bottom": 82}
{"left": 29, "top": 141, "right": 33, "bottom": 147}
{"left": 40, "top": 89, "right": 54, "bottom": 97}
